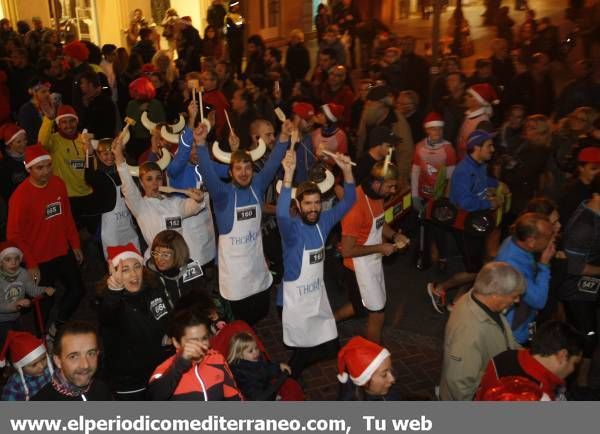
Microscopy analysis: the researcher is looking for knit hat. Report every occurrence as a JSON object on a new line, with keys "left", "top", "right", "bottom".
{"left": 467, "top": 83, "right": 499, "bottom": 109}
{"left": 24, "top": 144, "right": 51, "bottom": 168}
{"left": 466, "top": 129, "right": 494, "bottom": 151}
{"left": 337, "top": 336, "right": 391, "bottom": 386}
{"left": 368, "top": 125, "right": 400, "bottom": 148}
{"left": 0, "top": 330, "right": 53, "bottom": 400}
{"left": 55, "top": 105, "right": 79, "bottom": 123}
{"left": 292, "top": 102, "right": 315, "bottom": 121}
{"left": 578, "top": 147, "right": 600, "bottom": 164}
{"left": 321, "top": 103, "right": 344, "bottom": 123}
{"left": 129, "top": 76, "right": 156, "bottom": 101}
{"left": 0, "top": 241, "right": 23, "bottom": 262}
{"left": 107, "top": 243, "right": 143, "bottom": 267}
{"left": 63, "top": 40, "right": 89, "bottom": 62}
{"left": 1, "top": 123, "right": 26, "bottom": 145}
{"left": 423, "top": 112, "right": 444, "bottom": 128}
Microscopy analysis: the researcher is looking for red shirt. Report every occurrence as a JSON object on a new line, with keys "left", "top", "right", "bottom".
{"left": 411, "top": 139, "right": 456, "bottom": 199}
{"left": 320, "top": 85, "right": 355, "bottom": 129}
{"left": 7, "top": 176, "right": 80, "bottom": 268}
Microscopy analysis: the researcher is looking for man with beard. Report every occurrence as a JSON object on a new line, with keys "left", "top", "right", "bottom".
{"left": 276, "top": 149, "right": 356, "bottom": 377}
{"left": 335, "top": 160, "right": 409, "bottom": 344}
{"left": 195, "top": 120, "right": 290, "bottom": 325}
{"left": 32, "top": 321, "right": 112, "bottom": 400}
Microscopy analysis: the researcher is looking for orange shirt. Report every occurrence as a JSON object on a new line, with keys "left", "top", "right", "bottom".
{"left": 341, "top": 186, "right": 384, "bottom": 271}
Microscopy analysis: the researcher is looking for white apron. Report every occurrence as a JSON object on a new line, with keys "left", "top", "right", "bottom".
{"left": 282, "top": 225, "right": 337, "bottom": 347}
{"left": 217, "top": 187, "right": 272, "bottom": 301}
{"left": 182, "top": 192, "right": 216, "bottom": 267}
{"left": 351, "top": 196, "right": 386, "bottom": 311}
{"left": 101, "top": 175, "right": 140, "bottom": 258}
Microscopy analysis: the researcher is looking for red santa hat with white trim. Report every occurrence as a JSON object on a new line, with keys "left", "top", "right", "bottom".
{"left": 0, "top": 240, "right": 23, "bottom": 263}
{"left": 24, "top": 144, "right": 51, "bottom": 169}
{"left": 1, "top": 123, "right": 26, "bottom": 145}
{"left": 467, "top": 83, "right": 499, "bottom": 113}
{"left": 107, "top": 243, "right": 144, "bottom": 267}
{"left": 54, "top": 105, "right": 79, "bottom": 123}
{"left": 321, "top": 103, "right": 344, "bottom": 124}
{"left": 0, "top": 330, "right": 53, "bottom": 400}
{"left": 337, "top": 336, "right": 391, "bottom": 386}
{"left": 423, "top": 112, "right": 444, "bottom": 128}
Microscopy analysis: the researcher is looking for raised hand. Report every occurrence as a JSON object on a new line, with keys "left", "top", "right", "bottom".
{"left": 188, "top": 101, "right": 199, "bottom": 128}
{"left": 193, "top": 122, "right": 209, "bottom": 146}
{"left": 107, "top": 260, "right": 125, "bottom": 290}
{"left": 112, "top": 136, "right": 125, "bottom": 164}
{"left": 279, "top": 119, "right": 294, "bottom": 142}
{"left": 281, "top": 150, "right": 297, "bottom": 177}
{"left": 229, "top": 132, "right": 240, "bottom": 152}
{"left": 540, "top": 236, "right": 557, "bottom": 265}
{"left": 186, "top": 188, "right": 204, "bottom": 203}
{"left": 181, "top": 340, "right": 208, "bottom": 361}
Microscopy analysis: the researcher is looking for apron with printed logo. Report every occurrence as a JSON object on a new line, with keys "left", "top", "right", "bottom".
{"left": 352, "top": 196, "right": 386, "bottom": 311}
{"left": 218, "top": 187, "right": 272, "bottom": 301}
{"left": 282, "top": 225, "right": 337, "bottom": 347}
{"left": 101, "top": 175, "right": 140, "bottom": 258}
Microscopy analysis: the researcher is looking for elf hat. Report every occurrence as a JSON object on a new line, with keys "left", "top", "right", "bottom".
{"left": 24, "top": 144, "right": 51, "bottom": 169}
{"left": 337, "top": 336, "right": 391, "bottom": 386}
{"left": 321, "top": 103, "right": 344, "bottom": 123}
{"left": 55, "top": 105, "right": 79, "bottom": 123}
{"left": 423, "top": 112, "right": 444, "bottom": 128}
{"left": 1, "top": 123, "right": 26, "bottom": 145}
{"left": 467, "top": 83, "right": 499, "bottom": 107}
{"left": 0, "top": 330, "right": 53, "bottom": 400}
{"left": 0, "top": 241, "right": 23, "bottom": 262}
{"left": 107, "top": 243, "right": 143, "bottom": 267}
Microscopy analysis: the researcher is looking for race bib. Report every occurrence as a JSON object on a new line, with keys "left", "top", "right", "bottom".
{"left": 577, "top": 276, "right": 600, "bottom": 295}
{"left": 45, "top": 201, "right": 62, "bottom": 219}
{"left": 70, "top": 160, "right": 85, "bottom": 170}
{"left": 376, "top": 216, "right": 385, "bottom": 230}
{"left": 182, "top": 261, "right": 204, "bottom": 283}
{"left": 165, "top": 216, "right": 182, "bottom": 230}
{"left": 237, "top": 206, "right": 257, "bottom": 221}
{"left": 309, "top": 249, "right": 324, "bottom": 265}
{"left": 149, "top": 297, "right": 168, "bottom": 320}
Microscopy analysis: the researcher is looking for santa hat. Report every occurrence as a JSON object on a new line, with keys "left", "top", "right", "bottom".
{"left": 129, "top": 76, "right": 156, "bottom": 101}
{"left": 292, "top": 102, "right": 315, "bottom": 121}
{"left": 107, "top": 243, "right": 144, "bottom": 267}
{"left": 467, "top": 83, "right": 499, "bottom": 112}
{"left": 0, "top": 241, "right": 23, "bottom": 262}
{"left": 0, "top": 330, "right": 53, "bottom": 400}
{"left": 55, "top": 105, "right": 78, "bottom": 123}
{"left": 24, "top": 144, "right": 51, "bottom": 169}
{"left": 321, "top": 103, "right": 344, "bottom": 124}
{"left": 337, "top": 336, "right": 391, "bottom": 386}
{"left": 423, "top": 112, "right": 444, "bottom": 129}
{"left": 141, "top": 63, "right": 159, "bottom": 74}
{"left": 1, "top": 123, "right": 26, "bottom": 145}
{"left": 63, "top": 40, "right": 89, "bottom": 62}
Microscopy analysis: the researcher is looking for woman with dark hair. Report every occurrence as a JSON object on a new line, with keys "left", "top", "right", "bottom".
{"left": 202, "top": 25, "right": 224, "bottom": 61}
{"left": 146, "top": 230, "right": 213, "bottom": 312}
{"left": 99, "top": 243, "right": 172, "bottom": 400}
{"left": 336, "top": 336, "right": 399, "bottom": 400}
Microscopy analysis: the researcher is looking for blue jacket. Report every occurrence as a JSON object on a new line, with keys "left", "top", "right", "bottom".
{"left": 167, "top": 128, "right": 228, "bottom": 189}
{"left": 197, "top": 137, "right": 288, "bottom": 235}
{"left": 496, "top": 236, "right": 551, "bottom": 344}
{"left": 449, "top": 155, "right": 498, "bottom": 212}
{"left": 277, "top": 182, "right": 356, "bottom": 282}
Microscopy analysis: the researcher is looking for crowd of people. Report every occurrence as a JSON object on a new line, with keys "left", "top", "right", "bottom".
{"left": 0, "top": 0, "right": 599, "bottom": 402}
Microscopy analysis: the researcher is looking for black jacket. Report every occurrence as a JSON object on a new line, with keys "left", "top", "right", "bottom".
{"left": 145, "top": 259, "right": 211, "bottom": 312}
{"left": 0, "top": 153, "right": 28, "bottom": 202}
{"left": 229, "top": 358, "right": 286, "bottom": 401}
{"left": 32, "top": 378, "right": 113, "bottom": 401}
{"left": 98, "top": 282, "right": 171, "bottom": 392}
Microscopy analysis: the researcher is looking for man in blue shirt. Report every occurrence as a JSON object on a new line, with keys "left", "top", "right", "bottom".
{"left": 277, "top": 148, "right": 356, "bottom": 377}
{"left": 496, "top": 212, "right": 556, "bottom": 344}
{"left": 195, "top": 120, "right": 290, "bottom": 325}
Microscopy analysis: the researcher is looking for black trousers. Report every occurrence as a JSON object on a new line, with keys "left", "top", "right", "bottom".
{"left": 38, "top": 251, "right": 85, "bottom": 325}
{"left": 287, "top": 338, "right": 339, "bottom": 379}
{"left": 229, "top": 287, "right": 271, "bottom": 326}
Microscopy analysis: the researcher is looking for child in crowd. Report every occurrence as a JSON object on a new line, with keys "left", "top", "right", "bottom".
{"left": 0, "top": 242, "right": 55, "bottom": 347}
{"left": 0, "top": 330, "right": 53, "bottom": 400}
{"left": 228, "top": 331, "right": 291, "bottom": 401}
